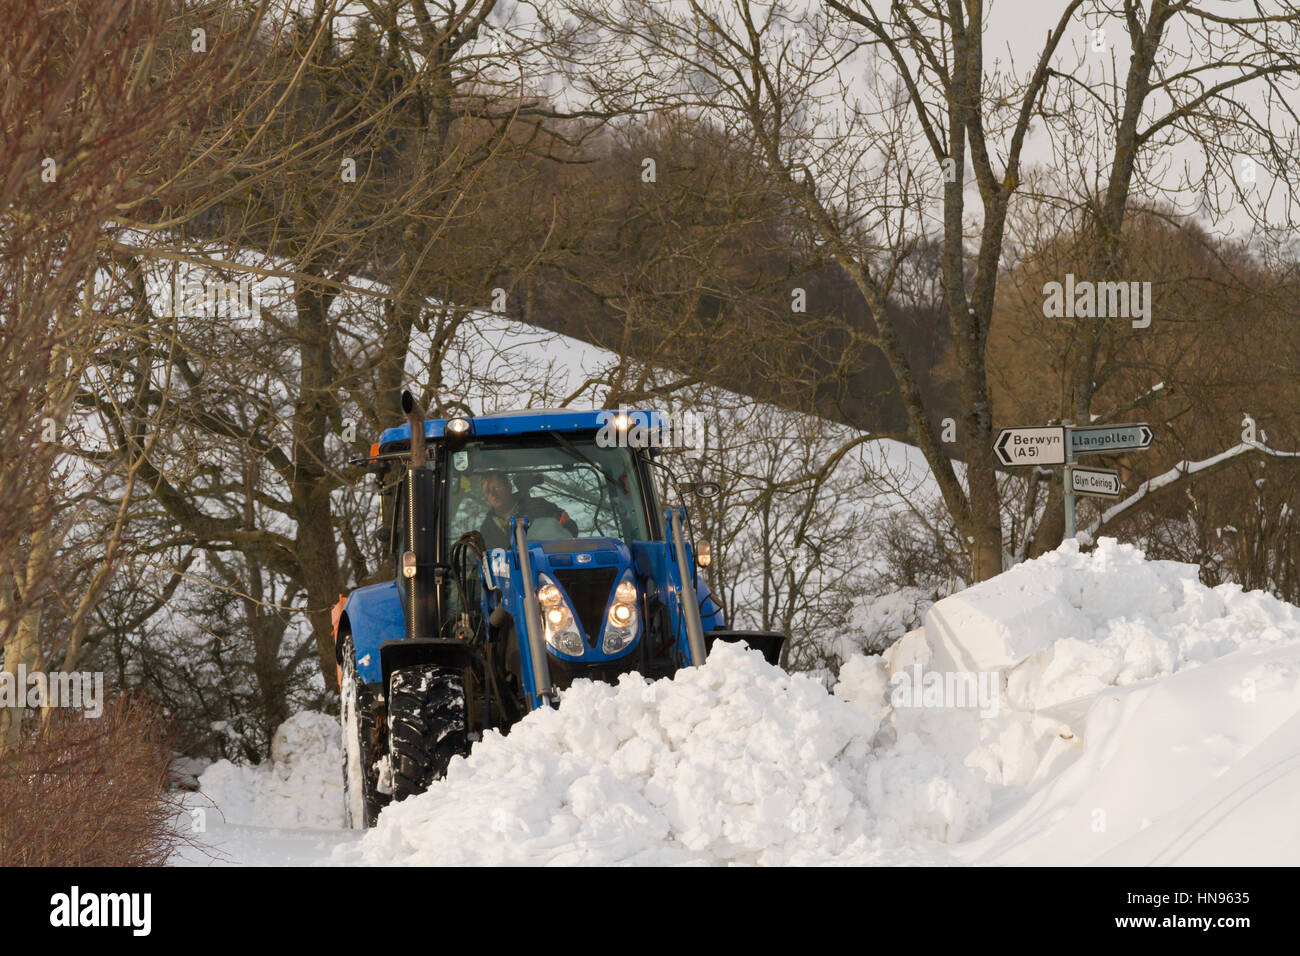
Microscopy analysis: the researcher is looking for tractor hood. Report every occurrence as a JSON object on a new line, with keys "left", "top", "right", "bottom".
{"left": 534, "top": 538, "right": 631, "bottom": 660}
{"left": 487, "top": 536, "right": 642, "bottom": 664}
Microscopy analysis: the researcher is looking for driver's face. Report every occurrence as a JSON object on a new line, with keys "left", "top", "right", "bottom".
{"left": 480, "top": 473, "right": 514, "bottom": 513}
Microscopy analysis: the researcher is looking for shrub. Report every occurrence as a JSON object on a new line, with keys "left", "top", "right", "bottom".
{"left": 0, "top": 696, "right": 185, "bottom": 866}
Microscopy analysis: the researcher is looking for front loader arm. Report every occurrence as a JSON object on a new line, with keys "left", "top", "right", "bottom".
{"left": 509, "top": 515, "right": 557, "bottom": 708}
{"left": 666, "top": 507, "right": 710, "bottom": 667}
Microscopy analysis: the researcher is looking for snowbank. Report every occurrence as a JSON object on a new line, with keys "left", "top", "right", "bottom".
{"left": 198, "top": 711, "right": 342, "bottom": 829}
{"left": 923, "top": 538, "right": 1300, "bottom": 709}
{"left": 339, "top": 642, "right": 979, "bottom": 865}
{"left": 961, "top": 641, "right": 1300, "bottom": 864}
{"left": 199, "top": 537, "right": 1300, "bottom": 866}
{"left": 834, "top": 586, "right": 937, "bottom": 660}
{"left": 853, "top": 537, "right": 1300, "bottom": 864}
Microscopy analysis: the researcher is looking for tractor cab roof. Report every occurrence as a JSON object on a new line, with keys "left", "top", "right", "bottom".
{"left": 377, "top": 408, "right": 668, "bottom": 446}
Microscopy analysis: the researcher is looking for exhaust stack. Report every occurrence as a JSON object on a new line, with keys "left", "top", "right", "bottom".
{"left": 401, "top": 389, "right": 426, "bottom": 468}
{"left": 399, "top": 389, "right": 435, "bottom": 640}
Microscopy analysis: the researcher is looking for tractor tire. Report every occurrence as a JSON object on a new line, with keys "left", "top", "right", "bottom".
{"left": 340, "top": 633, "right": 386, "bottom": 829}
{"left": 387, "top": 665, "right": 468, "bottom": 802}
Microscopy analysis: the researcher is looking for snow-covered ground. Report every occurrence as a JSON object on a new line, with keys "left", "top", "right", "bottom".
{"left": 196, "top": 712, "right": 344, "bottom": 830}
{"left": 172, "top": 712, "right": 360, "bottom": 866}
{"left": 178, "top": 538, "right": 1300, "bottom": 866}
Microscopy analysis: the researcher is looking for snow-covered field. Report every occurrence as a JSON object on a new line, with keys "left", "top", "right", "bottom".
{"left": 178, "top": 538, "right": 1300, "bottom": 866}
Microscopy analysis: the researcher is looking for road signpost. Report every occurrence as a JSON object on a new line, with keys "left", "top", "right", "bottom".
{"left": 1063, "top": 422, "right": 1076, "bottom": 539}
{"left": 993, "top": 426, "right": 1066, "bottom": 466}
{"left": 1068, "top": 465, "right": 1122, "bottom": 498}
{"left": 994, "top": 421, "right": 1150, "bottom": 540}
{"left": 1069, "top": 424, "right": 1153, "bottom": 456}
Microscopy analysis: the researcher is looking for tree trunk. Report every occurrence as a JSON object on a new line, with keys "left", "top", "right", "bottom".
{"left": 1029, "top": 481, "right": 1066, "bottom": 558}
{"left": 292, "top": 274, "right": 344, "bottom": 691}
{"left": 0, "top": 524, "right": 51, "bottom": 755}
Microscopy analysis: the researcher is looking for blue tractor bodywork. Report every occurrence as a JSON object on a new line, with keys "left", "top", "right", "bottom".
{"left": 335, "top": 395, "right": 785, "bottom": 825}
{"left": 339, "top": 581, "right": 402, "bottom": 685}
{"left": 339, "top": 534, "right": 726, "bottom": 696}
{"left": 471, "top": 527, "right": 728, "bottom": 708}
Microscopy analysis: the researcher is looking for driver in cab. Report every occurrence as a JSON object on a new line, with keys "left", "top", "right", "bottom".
{"left": 477, "top": 471, "right": 578, "bottom": 550}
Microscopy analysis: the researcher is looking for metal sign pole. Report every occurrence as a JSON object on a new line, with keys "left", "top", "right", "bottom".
{"left": 1062, "top": 421, "right": 1075, "bottom": 540}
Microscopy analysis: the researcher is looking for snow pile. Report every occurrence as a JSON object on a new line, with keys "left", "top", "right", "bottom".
{"left": 340, "top": 641, "right": 980, "bottom": 866}
{"left": 839, "top": 537, "right": 1300, "bottom": 864}
{"left": 196, "top": 537, "right": 1300, "bottom": 866}
{"left": 198, "top": 711, "right": 342, "bottom": 829}
{"left": 836, "top": 586, "right": 938, "bottom": 659}
{"left": 964, "top": 643, "right": 1300, "bottom": 864}
{"left": 922, "top": 537, "right": 1300, "bottom": 710}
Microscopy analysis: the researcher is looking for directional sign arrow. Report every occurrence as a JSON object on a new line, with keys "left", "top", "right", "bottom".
{"left": 1069, "top": 465, "right": 1122, "bottom": 498}
{"left": 1070, "top": 423, "right": 1153, "bottom": 455}
{"left": 994, "top": 426, "right": 1066, "bottom": 466}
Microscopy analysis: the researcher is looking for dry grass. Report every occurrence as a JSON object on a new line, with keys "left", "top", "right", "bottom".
{"left": 0, "top": 696, "right": 189, "bottom": 866}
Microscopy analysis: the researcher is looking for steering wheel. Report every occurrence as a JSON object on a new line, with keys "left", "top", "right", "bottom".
{"left": 525, "top": 516, "right": 569, "bottom": 541}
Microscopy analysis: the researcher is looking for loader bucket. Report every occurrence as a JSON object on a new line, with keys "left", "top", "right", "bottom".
{"left": 704, "top": 630, "right": 787, "bottom": 667}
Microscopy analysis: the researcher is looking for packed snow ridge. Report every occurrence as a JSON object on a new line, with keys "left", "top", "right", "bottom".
{"left": 341, "top": 640, "right": 949, "bottom": 866}
{"left": 198, "top": 712, "right": 343, "bottom": 830}
{"left": 200, "top": 538, "right": 1300, "bottom": 865}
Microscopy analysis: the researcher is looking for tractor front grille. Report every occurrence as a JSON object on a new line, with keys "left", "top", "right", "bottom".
{"left": 553, "top": 567, "right": 617, "bottom": 645}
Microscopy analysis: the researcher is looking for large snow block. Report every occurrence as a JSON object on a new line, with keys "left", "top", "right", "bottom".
{"left": 923, "top": 570, "right": 1089, "bottom": 675}
{"left": 922, "top": 538, "right": 1193, "bottom": 675}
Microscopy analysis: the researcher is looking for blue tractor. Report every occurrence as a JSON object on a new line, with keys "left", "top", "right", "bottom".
{"left": 335, "top": 391, "right": 787, "bottom": 827}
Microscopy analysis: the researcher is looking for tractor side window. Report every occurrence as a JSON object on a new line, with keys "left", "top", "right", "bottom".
{"left": 391, "top": 478, "right": 407, "bottom": 555}
{"left": 447, "top": 472, "right": 489, "bottom": 547}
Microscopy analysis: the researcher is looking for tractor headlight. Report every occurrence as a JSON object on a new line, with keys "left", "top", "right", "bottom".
{"left": 538, "top": 583, "right": 562, "bottom": 608}
{"left": 444, "top": 416, "right": 473, "bottom": 450}
{"left": 603, "top": 570, "right": 639, "bottom": 654}
{"left": 537, "top": 574, "right": 583, "bottom": 657}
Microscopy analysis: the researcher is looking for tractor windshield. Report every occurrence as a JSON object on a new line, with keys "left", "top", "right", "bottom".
{"left": 445, "top": 435, "right": 655, "bottom": 552}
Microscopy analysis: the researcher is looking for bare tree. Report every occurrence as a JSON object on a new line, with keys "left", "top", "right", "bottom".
{"left": 1015, "top": 0, "right": 1300, "bottom": 552}
{"left": 547, "top": 0, "right": 1300, "bottom": 581}
{"left": 0, "top": 0, "right": 256, "bottom": 753}
{"left": 86, "top": 1, "right": 596, "bottom": 693}
{"left": 548, "top": 0, "right": 1088, "bottom": 580}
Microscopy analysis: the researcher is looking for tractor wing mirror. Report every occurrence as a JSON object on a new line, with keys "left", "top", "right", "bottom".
{"left": 673, "top": 479, "right": 720, "bottom": 498}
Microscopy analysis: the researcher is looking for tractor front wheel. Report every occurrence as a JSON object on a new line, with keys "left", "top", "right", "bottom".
{"left": 388, "top": 665, "right": 469, "bottom": 802}
{"left": 340, "top": 633, "right": 386, "bottom": 829}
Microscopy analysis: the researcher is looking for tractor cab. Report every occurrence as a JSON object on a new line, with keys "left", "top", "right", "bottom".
{"left": 373, "top": 408, "right": 671, "bottom": 654}
{"left": 446, "top": 434, "right": 654, "bottom": 549}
